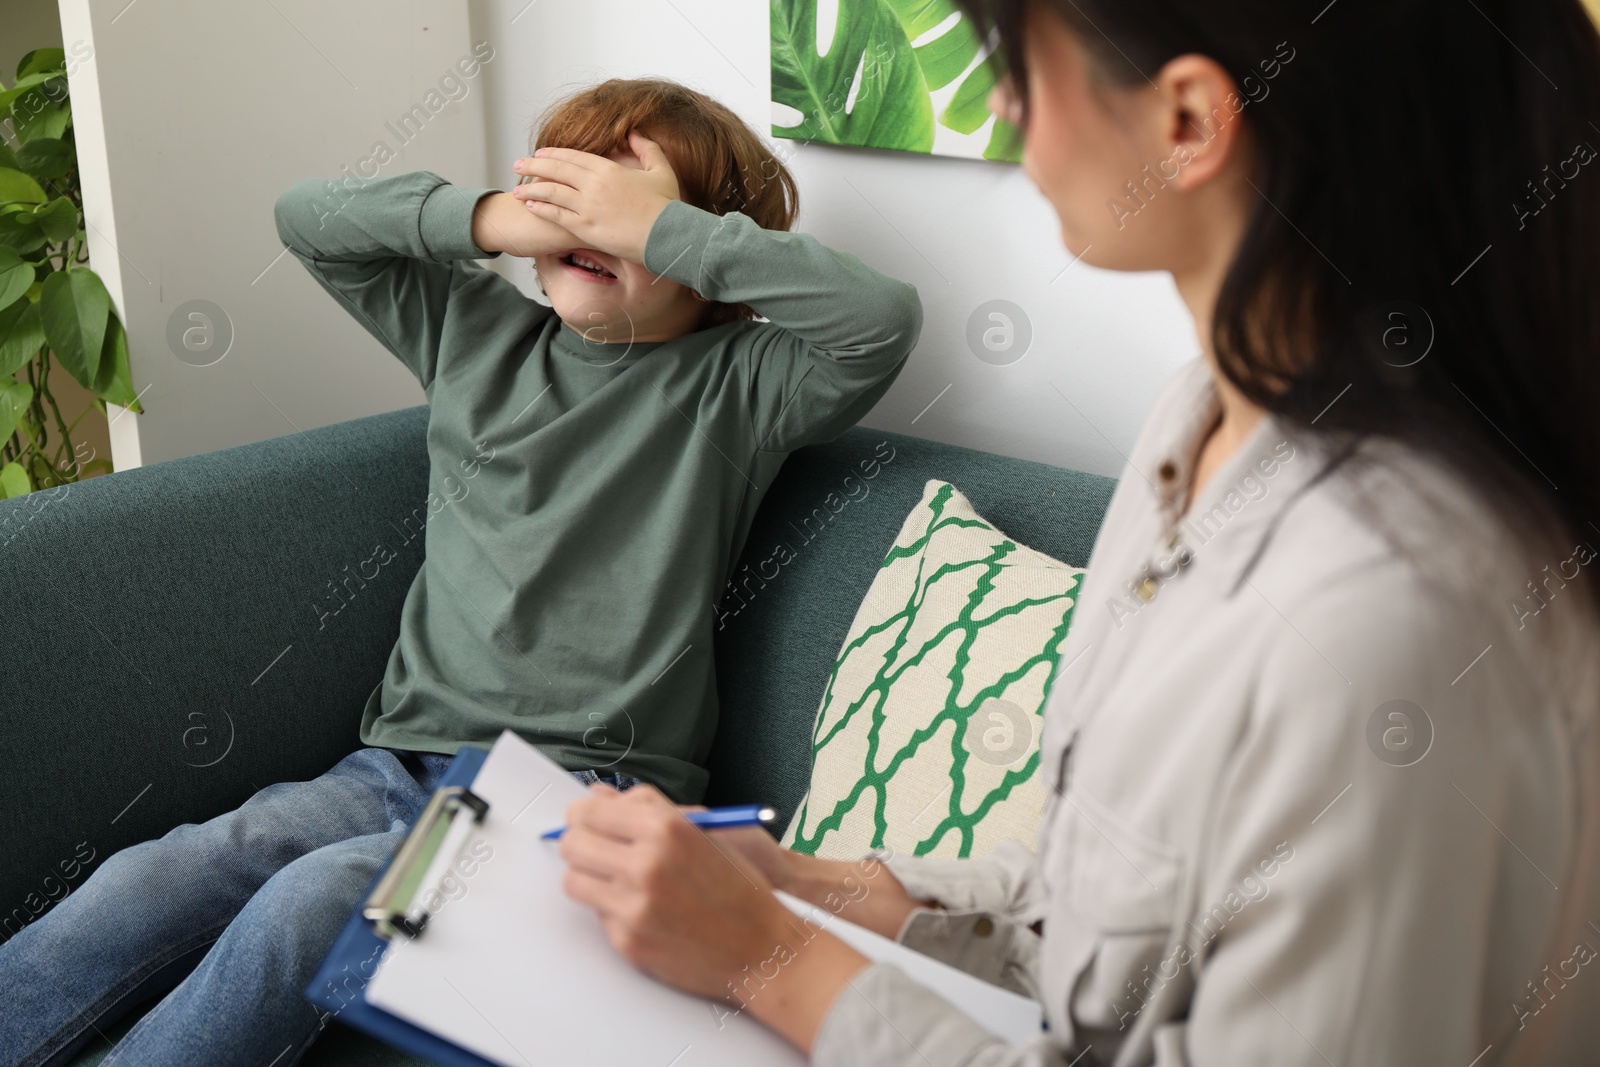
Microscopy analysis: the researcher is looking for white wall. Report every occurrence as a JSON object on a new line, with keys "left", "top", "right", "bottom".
{"left": 470, "top": 0, "right": 1197, "bottom": 477}
{"left": 65, "top": 0, "right": 1196, "bottom": 477}
{"left": 60, "top": 0, "right": 489, "bottom": 468}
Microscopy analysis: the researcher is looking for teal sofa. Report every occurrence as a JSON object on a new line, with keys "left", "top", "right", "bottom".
{"left": 0, "top": 403, "right": 1114, "bottom": 1066}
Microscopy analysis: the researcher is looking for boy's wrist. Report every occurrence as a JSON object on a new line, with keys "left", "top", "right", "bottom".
{"left": 620, "top": 194, "right": 675, "bottom": 265}
{"left": 469, "top": 191, "right": 521, "bottom": 256}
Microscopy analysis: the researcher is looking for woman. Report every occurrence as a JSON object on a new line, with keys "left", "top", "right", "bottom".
{"left": 548, "top": 1, "right": 1600, "bottom": 1063}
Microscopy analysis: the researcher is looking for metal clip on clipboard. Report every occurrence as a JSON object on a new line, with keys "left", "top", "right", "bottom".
{"left": 363, "top": 785, "right": 490, "bottom": 940}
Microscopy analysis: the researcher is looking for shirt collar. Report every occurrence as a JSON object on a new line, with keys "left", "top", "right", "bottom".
{"left": 548, "top": 319, "right": 666, "bottom": 367}
{"left": 1131, "top": 360, "right": 1343, "bottom": 597}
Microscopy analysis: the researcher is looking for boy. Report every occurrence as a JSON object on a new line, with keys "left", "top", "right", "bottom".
{"left": 0, "top": 79, "right": 920, "bottom": 1066}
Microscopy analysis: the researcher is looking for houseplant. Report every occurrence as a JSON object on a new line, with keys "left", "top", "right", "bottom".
{"left": 0, "top": 45, "right": 140, "bottom": 500}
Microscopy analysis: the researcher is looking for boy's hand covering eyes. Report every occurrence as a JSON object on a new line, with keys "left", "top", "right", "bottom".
{"left": 511, "top": 130, "right": 680, "bottom": 265}
{"left": 469, "top": 191, "right": 581, "bottom": 259}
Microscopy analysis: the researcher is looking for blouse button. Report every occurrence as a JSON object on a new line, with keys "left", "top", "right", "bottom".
{"left": 1158, "top": 460, "right": 1178, "bottom": 482}
{"left": 973, "top": 916, "right": 995, "bottom": 938}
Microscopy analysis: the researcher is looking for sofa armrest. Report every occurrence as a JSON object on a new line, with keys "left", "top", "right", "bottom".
{"left": 0, "top": 405, "right": 431, "bottom": 939}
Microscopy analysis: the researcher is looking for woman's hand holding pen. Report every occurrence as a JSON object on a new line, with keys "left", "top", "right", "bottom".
{"left": 555, "top": 781, "right": 801, "bottom": 1004}
{"left": 557, "top": 782, "right": 940, "bottom": 1054}
{"left": 510, "top": 130, "right": 679, "bottom": 265}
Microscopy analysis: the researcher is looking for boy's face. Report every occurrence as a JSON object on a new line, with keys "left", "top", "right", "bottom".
{"left": 532, "top": 141, "right": 705, "bottom": 349}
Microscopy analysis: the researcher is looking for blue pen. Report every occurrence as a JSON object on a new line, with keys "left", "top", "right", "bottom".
{"left": 540, "top": 803, "right": 776, "bottom": 840}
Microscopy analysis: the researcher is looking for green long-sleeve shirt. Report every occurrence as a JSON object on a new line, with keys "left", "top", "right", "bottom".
{"left": 274, "top": 171, "right": 921, "bottom": 803}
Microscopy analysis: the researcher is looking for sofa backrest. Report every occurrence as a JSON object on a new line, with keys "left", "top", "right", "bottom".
{"left": 0, "top": 405, "right": 1113, "bottom": 926}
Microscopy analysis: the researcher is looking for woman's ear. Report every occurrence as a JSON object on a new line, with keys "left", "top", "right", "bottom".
{"left": 1155, "top": 53, "right": 1251, "bottom": 192}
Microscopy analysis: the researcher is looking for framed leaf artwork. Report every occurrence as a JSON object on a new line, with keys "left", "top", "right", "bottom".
{"left": 771, "top": 0, "right": 1024, "bottom": 162}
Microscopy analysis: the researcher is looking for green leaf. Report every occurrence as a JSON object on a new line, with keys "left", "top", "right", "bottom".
{"left": 882, "top": 0, "right": 1022, "bottom": 151}
{"left": 0, "top": 381, "right": 33, "bottom": 446}
{"left": 907, "top": 19, "right": 976, "bottom": 91}
{"left": 15, "top": 138, "right": 73, "bottom": 181}
{"left": 881, "top": 0, "right": 951, "bottom": 39}
{"left": 940, "top": 53, "right": 999, "bottom": 134}
{"left": 28, "top": 198, "right": 77, "bottom": 244}
{"left": 0, "top": 264, "right": 31, "bottom": 311}
{"left": 14, "top": 410, "right": 40, "bottom": 448}
{"left": 0, "top": 460, "right": 31, "bottom": 499}
{"left": 883, "top": 0, "right": 974, "bottom": 90}
{"left": 14, "top": 91, "right": 70, "bottom": 144}
{"left": 771, "top": 0, "right": 934, "bottom": 153}
{"left": 91, "top": 313, "right": 139, "bottom": 412}
{"left": 28, "top": 452, "right": 59, "bottom": 490}
{"left": 39, "top": 268, "right": 109, "bottom": 389}
{"left": 0, "top": 142, "right": 16, "bottom": 171}
{"left": 0, "top": 167, "right": 47, "bottom": 204}
{"left": 0, "top": 72, "right": 55, "bottom": 114}
{"left": 0, "top": 224, "right": 46, "bottom": 255}
{"left": 0, "top": 298, "right": 45, "bottom": 378}
{"left": 16, "top": 49, "right": 66, "bottom": 80}
{"left": 983, "top": 117, "right": 1023, "bottom": 163}
{"left": 0, "top": 247, "right": 33, "bottom": 309}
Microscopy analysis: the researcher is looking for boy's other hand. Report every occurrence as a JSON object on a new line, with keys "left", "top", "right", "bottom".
{"left": 511, "top": 130, "right": 680, "bottom": 265}
{"left": 470, "top": 190, "right": 579, "bottom": 258}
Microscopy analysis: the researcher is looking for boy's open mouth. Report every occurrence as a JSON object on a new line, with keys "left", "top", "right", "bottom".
{"left": 560, "top": 250, "right": 618, "bottom": 282}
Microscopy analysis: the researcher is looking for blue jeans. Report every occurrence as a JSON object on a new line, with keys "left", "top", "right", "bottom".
{"left": 0, "top": 747, "right": 643, "bottom": 1067}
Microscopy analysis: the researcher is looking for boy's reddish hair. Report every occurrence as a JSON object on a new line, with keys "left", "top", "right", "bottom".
{"left": 532, "top": 78, "right": 800, "bottom": 328}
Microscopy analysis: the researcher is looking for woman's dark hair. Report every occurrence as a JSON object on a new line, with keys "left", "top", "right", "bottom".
{"left": 958, "top": 0, "right": 1600, "bottom": 618}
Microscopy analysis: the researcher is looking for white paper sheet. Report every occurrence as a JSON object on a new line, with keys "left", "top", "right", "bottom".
{"left": 363, "top": 730, "right": 1043, "bottom": 1066}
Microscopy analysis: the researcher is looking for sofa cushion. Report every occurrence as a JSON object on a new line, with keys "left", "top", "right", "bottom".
{"left": 778, "top": 479, "right": 1085, "bottom": 861}
{"left": 704, "top": 428, "right": 1115, "bottom": 834}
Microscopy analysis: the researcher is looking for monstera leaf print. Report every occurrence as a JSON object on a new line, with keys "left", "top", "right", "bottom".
{"left": 771, "top": 0, "right": 1023, "bottom": 162}
{"left": 883, "top": 0, "right": 1022, "bottom": 160}
{"left": 771, "top": 0, "right": 934, "bottom": 152}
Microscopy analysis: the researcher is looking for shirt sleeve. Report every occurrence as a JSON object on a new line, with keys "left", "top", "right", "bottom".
{"left": 273, "top": 170, "right": 521, "bottom": 390}
{"left": 813, "top": 962, "right": 1072, "bottom": 1067}
{"left": 641, "top": 198, "right": 921, "bottom": 453}
{"left": 866, "top": 839, "right": 1048, "bottom": 998}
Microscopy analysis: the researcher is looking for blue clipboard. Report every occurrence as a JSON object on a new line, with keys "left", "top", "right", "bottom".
{"left": 303, "top": 745, "right": 495, "bottom": 1067}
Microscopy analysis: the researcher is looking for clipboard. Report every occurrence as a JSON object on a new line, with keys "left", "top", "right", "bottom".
{"left": 306, "top": 731, "right": 1043, "bottom": 1066}
{"left": 303, "top": 744, "right": 501, "bottom": 1067}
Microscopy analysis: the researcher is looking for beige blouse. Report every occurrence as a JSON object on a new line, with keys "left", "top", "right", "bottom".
{"left": 811, "top": 359, "right": 1600, "bottom": 1066}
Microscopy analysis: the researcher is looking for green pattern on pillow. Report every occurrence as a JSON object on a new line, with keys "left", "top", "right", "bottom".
{"left": 781, "top": 479, "right": 1084, "bottom": 860}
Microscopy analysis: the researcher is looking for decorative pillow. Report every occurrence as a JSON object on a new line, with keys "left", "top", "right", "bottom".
{"left": 781, "top": 479, "right": 1085, "bottom": 861}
